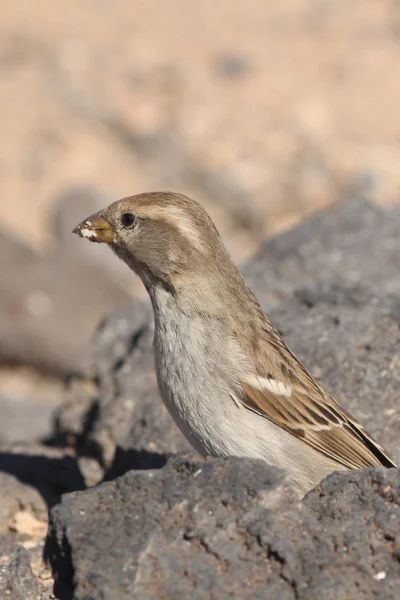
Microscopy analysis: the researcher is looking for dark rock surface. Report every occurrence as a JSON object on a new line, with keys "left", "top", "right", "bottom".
{"left": 46, "top": 455, "right": 400, "bottom": 600}
{"left": 0, "top": 443, "right": 86, "bottom": 512}
{"left": 245, "top": 198, "right": 400, "bottom": 310}
{"left": 0, "top": 535, "right": 42, "bottom": 600}
{"left": 54, "top": 301, "right": 191, "bottom": 472}
{"left": 268, "top": 286, "right": 400, "bottom": 464}
{"left": 0, "top": 443, "right": 87, "bottom": 598}
{"left": 54, "top": 199, "right": 400, "bottom": 472}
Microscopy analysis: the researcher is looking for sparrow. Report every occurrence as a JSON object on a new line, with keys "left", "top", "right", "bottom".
{"left": 73, "top": 192, "right": 397, "bottom": 496}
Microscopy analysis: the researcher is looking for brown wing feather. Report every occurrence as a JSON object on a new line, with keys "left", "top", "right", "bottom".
{"left": 239, "top": 327, "right": 397, "bottom": 470}
{"left": 241, "top": 380, "right": 396, "bottom": 469}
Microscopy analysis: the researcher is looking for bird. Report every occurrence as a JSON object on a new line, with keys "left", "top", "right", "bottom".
{"left": 73, "top": 191, "right": 397, "bottom": 497}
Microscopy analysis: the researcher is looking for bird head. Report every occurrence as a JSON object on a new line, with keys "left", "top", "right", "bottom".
{"left": 73, "top": 191, "right": 226, "bottom": 292}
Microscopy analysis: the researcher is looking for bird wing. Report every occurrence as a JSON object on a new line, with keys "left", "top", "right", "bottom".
{"left": 239, "top": 334, "right": 397, "bottom": 469}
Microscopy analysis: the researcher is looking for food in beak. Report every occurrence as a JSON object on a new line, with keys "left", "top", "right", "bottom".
{"left": 72, "top": 214, "right": 116, "bottom": 244}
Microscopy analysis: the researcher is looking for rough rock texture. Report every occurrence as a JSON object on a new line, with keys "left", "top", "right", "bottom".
{"left": 0, "top": 443, "right": 87, "bottom": 599}
{"left": 0, "top": 535, "right": 42, "bottom": 600}
{"left": 245, "top": 198, "right": 400, "bottom": 310}
{"left": 267, "top": 288, "right": 400, "bottom": 465}
{"left": 0, "top": 443, "right": 86, "bottom": 513}
{"left": 54, "top": 301, "right": 191, "bottom": 473}
{"left": 46, "top": 455, "right": 400, "bottom": 600}
{"left": 54, "top": 199, "right": 400, "bottom": 472}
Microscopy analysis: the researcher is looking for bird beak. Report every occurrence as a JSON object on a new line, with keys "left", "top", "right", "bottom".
{"left": 72, "top": 212, "right": 116, "bottom": 244}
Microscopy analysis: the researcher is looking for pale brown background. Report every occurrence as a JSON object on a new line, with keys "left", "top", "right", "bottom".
{"left": 2, "top": 0, "right": 400, "bottom": 259}
{"left": 1, "top": 0, "right": 400, "bottom": 399}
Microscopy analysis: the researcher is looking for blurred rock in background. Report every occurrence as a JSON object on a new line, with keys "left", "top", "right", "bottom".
{"left": 0, "top": 187, "right": 135, "bottom": 376}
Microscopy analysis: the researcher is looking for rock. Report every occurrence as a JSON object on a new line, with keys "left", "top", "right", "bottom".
{"left": 0, "top": 394, "right": 59, "bottom": 446}
{"left": 46, "top": 456, "right": 298, "bottom": 600}
{"left": 0, "top": 443, "right": 86, "bottom": 513}
{"left": 0, "top": 443, "right": 87, "bottom": 600}
{"left": 0, "top": 443, "right": 85, "bottom": 575}
{"left": 245, "top": 198, "right": 400, "bottom": 311}
{"left": 0, "top": 443, "right": 85, "bottom": 540}
{"left": 0, "top": 535, "right": 41, "bottom": 600}
{"left": 0, "top": 471, "right": 48, "bottom": 534}
{"left": 303, "top": 468, "right": 400, "bottom": 599}
{"left": 267, "top": 286, "right": 400, "bottom": 464}
{"left": 0, "top": 186, "right": 135, "bottom": 375}
{"left": 54, "top": 301, "right": 191, "bottom": 472}
{"left": 0, "top": 367, "right": 64, "bottom": 448}
{"left": 46, "top": 455, "right": 400, "bottom": 600}
{"left": 54, "top": 199, "right": 400, "bottom": 472}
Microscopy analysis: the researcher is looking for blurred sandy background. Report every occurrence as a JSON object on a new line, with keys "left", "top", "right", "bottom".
{"left": 3, "top": 1, "right": 400, "bottom": 251}
{"left": 1, "top": 0, "right": 400, "bottom": 431}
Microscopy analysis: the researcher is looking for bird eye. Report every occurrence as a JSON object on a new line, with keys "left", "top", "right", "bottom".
{"left": 121, "top": 212, "right": 136, "bottom": 228}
